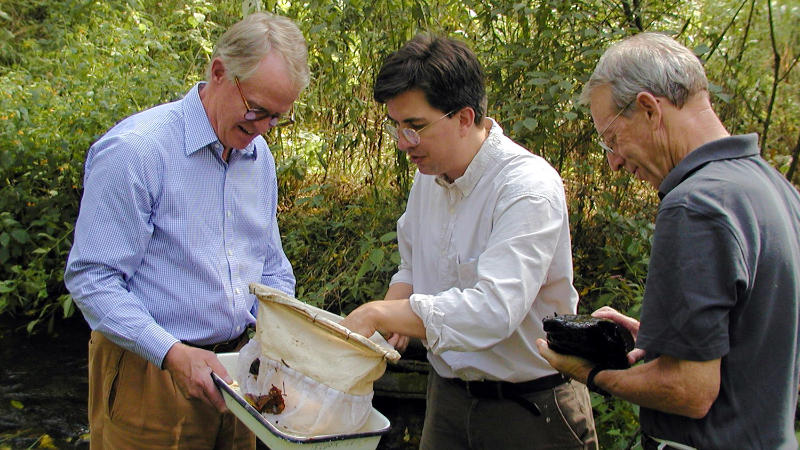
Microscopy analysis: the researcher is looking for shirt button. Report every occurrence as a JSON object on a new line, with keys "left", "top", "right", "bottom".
{"left": 235, "top": 288, "right": 241, "bottom": 295}
{"left": 226, "top": 211, "right": 232, "bottom": 217}
{"left": 227, "top": 249, "right": 233, "bottom": 256}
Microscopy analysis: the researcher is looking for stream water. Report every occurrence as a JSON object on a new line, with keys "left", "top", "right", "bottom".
{"left": 0, "top": 317, "right": 423, "bottom": 449}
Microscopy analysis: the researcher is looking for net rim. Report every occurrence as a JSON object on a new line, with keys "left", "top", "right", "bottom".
{"left": 249, "top": 282, "right": 401, "bottom": 362}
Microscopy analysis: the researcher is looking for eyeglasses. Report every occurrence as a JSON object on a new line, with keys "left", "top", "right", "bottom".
{"left": 596, "top": 98, "right": 634, "bottom": 154}
{"left": 384, "top": 110, "right": 455, "bottom": 146}
{"left": 234, "top": 76, "right": 295, "bottom": 127}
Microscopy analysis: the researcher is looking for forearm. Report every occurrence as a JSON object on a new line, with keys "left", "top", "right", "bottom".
{"left": 593, "top": 356, "right": 720, "bottom": 419}
{"left": 384, "top": 282, "right": 413, "bottom": 300}
{"left": 341, "top": 299, "right": 426, "bottom": 339}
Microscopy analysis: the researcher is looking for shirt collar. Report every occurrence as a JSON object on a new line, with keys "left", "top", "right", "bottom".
{"left": 435, "top": 118, "right": 503, "bottom": 198}
{"left": 182, "top": 82, "right": 259, "bottom": 159}
{"left": 658, "top": 133, "right": 760, "bottom": 199}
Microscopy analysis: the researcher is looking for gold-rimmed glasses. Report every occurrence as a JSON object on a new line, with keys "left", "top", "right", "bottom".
{"left": 233, "top": 76, "right": 295, "bottom": 127}
{"left": 384, "top": 110, "right": 455, "bottom": 146}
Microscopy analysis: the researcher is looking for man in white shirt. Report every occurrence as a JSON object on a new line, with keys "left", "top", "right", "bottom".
{"left": 341, "top": 34, "right": 597, "bottom": 449}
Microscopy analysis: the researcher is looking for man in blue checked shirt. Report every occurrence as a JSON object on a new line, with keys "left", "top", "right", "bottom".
{"left": 64, "top": 13, "right": 308, "bottom": 449}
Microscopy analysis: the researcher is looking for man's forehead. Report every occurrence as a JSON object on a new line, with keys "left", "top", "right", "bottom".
{"left": 385, "top": 90, "right": 438, "bottom": 123}
{"left": 589, "top": 86, "right": 616, "bottom": 126}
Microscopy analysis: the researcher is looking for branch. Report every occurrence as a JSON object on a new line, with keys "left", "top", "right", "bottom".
{"left": 704, "top": 0, "right": 748, "bottom": 62}
{"left": 762, "top": 0, "right": 781, "bottom": 150}
{"left": 620, "top": 0, "right": 643, "bottom": 31}
{"left": 734, "top": 0, "right": 758, "bottom": 63}
{"left": 787, "top": 129, "right": 800, "bottom": 184}
{"left": 778, "top": 53, "right": 800, "bottom": 83}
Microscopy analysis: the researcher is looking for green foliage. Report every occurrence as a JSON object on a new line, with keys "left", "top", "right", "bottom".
{"left": 1, "top": 0, "right": 798, "bottom": 441}
{"left": 278, "top": 183, "right": 405, "bottom": 315}
{"left": 591, "top": 394, "right": 641, "bottom": 449}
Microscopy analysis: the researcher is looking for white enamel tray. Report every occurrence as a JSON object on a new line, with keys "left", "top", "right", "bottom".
{"left": 213, "top": 352, "right": 391, "bottom": 450}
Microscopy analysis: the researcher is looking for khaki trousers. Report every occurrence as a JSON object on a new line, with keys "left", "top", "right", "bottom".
{"left": 87, "top": 331, "right": 255, "bottom": 450}
{"left": 420, "top": 371, "right": 598, "bottom": 449}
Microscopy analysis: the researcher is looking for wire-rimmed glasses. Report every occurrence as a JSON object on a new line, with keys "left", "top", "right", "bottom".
{"left": 384, "top": 110, "right": 455, "bottom": 146}
{"left": 596, "top": 98, "right": 634, "bottom": 154}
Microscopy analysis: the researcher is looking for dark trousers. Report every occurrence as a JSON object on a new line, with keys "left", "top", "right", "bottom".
{"left": 420, "top": 371, "right": 598, "bottom": 449}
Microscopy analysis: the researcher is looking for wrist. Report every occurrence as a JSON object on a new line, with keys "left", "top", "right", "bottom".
{"left": 586, "top": 366, "right": 610, "bottom": 397}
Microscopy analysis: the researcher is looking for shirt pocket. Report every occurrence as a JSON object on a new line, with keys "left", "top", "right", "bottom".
{"left": 456, "top": 256, "right": 479, "bottom": 289}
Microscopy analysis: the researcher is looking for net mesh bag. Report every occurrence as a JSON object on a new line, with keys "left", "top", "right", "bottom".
{"left": 236, "top": 282, "right": 401, "bottom": 436}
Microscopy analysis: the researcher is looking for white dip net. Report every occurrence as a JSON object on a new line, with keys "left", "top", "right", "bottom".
{"left": 236, "top": 283, "right": 401, "bottom": 436}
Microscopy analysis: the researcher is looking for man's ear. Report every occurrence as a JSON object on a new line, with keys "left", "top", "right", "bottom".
{"left": 209, "top": 58, "right": 227, "bottom": 84}
{"left": 636, "top": 92, "right": 662, "bottom": 129}
{"left": 457, "top": 107, "right": 475, "bottom": 134}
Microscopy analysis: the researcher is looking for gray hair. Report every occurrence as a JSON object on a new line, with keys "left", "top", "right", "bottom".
{"left": 579, "top": 32, "right": 708, "bottom": 112}
{"left": 207, "top": 12, "right": 310, "bottom": 92}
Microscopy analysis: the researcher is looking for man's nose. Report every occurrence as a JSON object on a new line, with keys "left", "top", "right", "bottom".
{"left": 396, "top": 133, "right": 413, "bottom": 152}
{"left": 606, "top": 151, "right": 624, "bottom": 171}
{"left": 253, "top": 116, "right": 276, "bottom": 134}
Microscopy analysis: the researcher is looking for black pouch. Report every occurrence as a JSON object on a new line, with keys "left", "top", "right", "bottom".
{"left": 542, "top": 314, "right": 635, "bottom": 369}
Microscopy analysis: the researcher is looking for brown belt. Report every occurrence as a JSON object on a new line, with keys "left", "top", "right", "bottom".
{"left": 183, "top": 326, "right": 253, "bottom": 353}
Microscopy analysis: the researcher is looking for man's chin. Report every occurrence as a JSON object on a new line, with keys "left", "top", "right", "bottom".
{"left": 415, "top": 165, "right": 436, "bottom": 175}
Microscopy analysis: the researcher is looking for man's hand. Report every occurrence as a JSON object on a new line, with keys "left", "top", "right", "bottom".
{"left": 340, "top": 302, "right": 382, "bottom": 339}
{"left": 535, "top": 338, "right": 594, "bottom": 384}
{"left": 340, "top": 299, "right": 426, "bottom": 344}
{"left": 163, "top": 342, "right": 230, "bottom": 413}
{"left": 384, "top": 332, "right": 410, "bottom": 352}
{"left": 592, "top": 306, "right": 646, "bottom": 364}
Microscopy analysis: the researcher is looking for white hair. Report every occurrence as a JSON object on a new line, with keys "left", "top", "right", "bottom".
{"left": 580, "top": 32, "right": 708, "bottom": 112}
{"left": 207, "top": 12, "right": 310, "bottom": 92}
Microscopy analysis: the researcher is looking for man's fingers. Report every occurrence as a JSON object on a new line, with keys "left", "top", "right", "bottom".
{"left": 387, "top": 333, "right": 410, "bottom": 352}
{"left": 535, "top": 338, "right": 553, "bottom": 359}
{"left": 592, "top": 307, "right": 640, "bottom": 337}
{"left": 205, "top": 378, "right": 229, "bottom": 413}
{"left": 628, "top": 348, "right": 646, "bottom": 364}
{"left": 207, "top": 355, "right": 232, "bottom": 384}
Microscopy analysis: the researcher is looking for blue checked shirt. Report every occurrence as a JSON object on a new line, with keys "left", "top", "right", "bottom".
{"left": 65, "top": 83, "right": 295, "bottom": 367}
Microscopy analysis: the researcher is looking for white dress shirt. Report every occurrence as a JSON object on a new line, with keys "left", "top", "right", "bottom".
{"left": 393, "top": 118, "right": 579, "bottom": 382}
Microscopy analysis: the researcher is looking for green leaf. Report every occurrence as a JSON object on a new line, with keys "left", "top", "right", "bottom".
{"left": 61, "top": 294, "right": 75, "bottom": 318}
{"left": 693, "top": 43, "right": 710, "bottom": 56}
{"left": 11, "top": 399, "right": 24, "bottom": 409}
{"left": 10, "top": 229, "right": 28, "bottom": 244}
{"left": 379, "top": 232, "right": 397, "bottom": 242}
{"left": 368, "top": 248, "right": 384, "bottom": 266}
{"left": 522, "top": 118, "right": 538, "bottom": 131}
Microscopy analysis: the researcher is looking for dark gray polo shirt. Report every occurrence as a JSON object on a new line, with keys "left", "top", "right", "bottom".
{"left": 636, "top": 134, "right": 800, "bottom": 449}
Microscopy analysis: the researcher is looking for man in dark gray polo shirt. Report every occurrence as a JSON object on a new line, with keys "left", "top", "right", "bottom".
{"left": 537, "top": 32, "right": 800, "bottom": 449}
